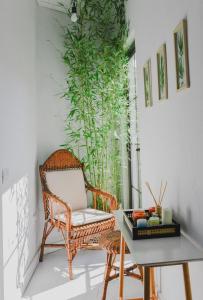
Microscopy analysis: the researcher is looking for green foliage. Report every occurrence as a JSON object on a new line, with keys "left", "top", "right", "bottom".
{"left": 61, "top": 0, "right": 129, "bottom": 201}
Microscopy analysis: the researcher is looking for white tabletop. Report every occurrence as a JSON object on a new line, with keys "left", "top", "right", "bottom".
{"left": 114, "top": 210, "right": 203, "bottom": 267}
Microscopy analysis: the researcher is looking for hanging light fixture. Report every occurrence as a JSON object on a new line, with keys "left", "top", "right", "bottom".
{"left": 71, "top": 0, "right": 78, "bottom": 22}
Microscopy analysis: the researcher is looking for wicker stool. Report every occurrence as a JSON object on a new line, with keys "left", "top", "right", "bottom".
{"left": 100, "top": 230, "right": 144, "bottom": 300}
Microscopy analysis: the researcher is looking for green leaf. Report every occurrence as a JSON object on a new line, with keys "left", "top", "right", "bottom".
{"left": 61, "top": 0, "right": 129, "bottom": 202}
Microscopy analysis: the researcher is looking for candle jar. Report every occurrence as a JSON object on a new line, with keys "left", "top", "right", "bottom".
{"left": 137, "top": 218, "right": 147, "bottom": 228}
{"left": 162, "top": 207, "right": 172, "bottom": 224}
{"left": 148, "top": 216, "right": 160, "bottom": 226}
{"left": 155, "top": 205, "right": 162, "bottom": 217}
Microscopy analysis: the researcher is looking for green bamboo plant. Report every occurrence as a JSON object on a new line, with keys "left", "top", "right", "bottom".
{"left": 61, "top": 0, "right": 129, "bottom": 202}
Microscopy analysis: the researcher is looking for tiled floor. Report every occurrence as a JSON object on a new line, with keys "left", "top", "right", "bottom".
{"left": 22, "top": 249, "right": 144, "bottom": 300}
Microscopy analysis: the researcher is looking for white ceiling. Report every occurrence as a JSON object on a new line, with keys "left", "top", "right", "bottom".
{"left": 37, "top": 0, "right": 71, "bottom": 12}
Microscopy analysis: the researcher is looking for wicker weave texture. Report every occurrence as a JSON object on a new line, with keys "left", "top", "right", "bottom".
{"left": 39, "top": 149, "right": 118, "bottom": 279}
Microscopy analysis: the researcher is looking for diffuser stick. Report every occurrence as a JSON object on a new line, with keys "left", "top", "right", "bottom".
{"left": 145, "top": 182, "right": 158, "bottom": 206}
{"left": 160, "top": 181, "right": 167, "bottom": 205}
{"left": 158, "top": 180, "right": 163, "bottom": 205}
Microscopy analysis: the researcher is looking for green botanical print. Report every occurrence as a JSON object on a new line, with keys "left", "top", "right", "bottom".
{"left": 158, "top": 54, "right": 165, "bottom": 98}
{"left": 144, "top": 61, "right": 152, "bottom": 107}
{"left": 60, "top": 0, "right": 129, "bottom": 201}
{"left": 144, "top": 68, "right": 149, "bottom": 104}
{"left": 177, "top": 31, "right": 185, "bottom": 88}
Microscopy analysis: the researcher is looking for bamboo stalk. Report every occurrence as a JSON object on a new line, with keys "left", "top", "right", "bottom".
{"left": 63, "top": 0, "right": 128, "bottom": 201}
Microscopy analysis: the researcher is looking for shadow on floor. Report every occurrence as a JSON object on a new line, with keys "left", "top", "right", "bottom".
{"left": 23, "top": 249, "right": 106, "bottom": 300}
{"left": 23, "top": 249, "right": 143, "bottom": 300}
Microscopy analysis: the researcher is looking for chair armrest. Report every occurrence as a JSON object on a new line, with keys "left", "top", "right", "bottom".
{"left": 83, "top": 172, "right": 118, "bottom": 211}
{"left": 43, "top": 191, "right": 72, "bottom": 230}
{"left": 86, "top": 185, "right": 118, "bottom": 211}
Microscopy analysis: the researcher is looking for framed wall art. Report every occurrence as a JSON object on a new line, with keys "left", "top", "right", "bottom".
{"left": 143, "top": 59, "right": 153, "bottom": 107}
{"left": 157, "top": 43, "right": 168, "bottom": 100}
{"left": 174, "top": 19, "right": 190, "bottom": 90}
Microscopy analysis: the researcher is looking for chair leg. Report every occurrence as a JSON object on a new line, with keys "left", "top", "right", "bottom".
{"left": 66, "top": 242, "right": 73, "bottom": 280}
{"left": 102, "top": 253, "right": 113, "bottom": 300}
{"left": 138, "top": 265, "right": 144, "bottom": 282}
{"left": 39, "top": 221, "right": 48, "bottom": 262}
{"left": 119, "top": 234, "right": 125, "bottom": 300}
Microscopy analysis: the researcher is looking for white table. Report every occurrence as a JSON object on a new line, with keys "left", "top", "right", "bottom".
{"left": 114, "top": 210, "right": 203, "bottom": 300}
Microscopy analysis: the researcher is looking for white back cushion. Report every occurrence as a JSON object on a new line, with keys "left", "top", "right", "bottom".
{"left": 45, "top": 169, "right": 87, "bottom": 211}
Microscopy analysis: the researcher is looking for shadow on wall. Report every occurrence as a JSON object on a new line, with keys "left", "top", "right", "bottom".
{"left": 2, "top": 175, "right": 31, "bottom": 300}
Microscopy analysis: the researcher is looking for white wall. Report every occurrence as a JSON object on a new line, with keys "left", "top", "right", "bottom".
{"left": 0, "top": 2, "right": 71, "bottom": 298}
{"left": 0, "top": 0, "right": 38, "bottom": 299}
{"left": 36, "top": 6, "right": 68, "bottom": 248}
{"left": 36, "top": 6, "right": 68, "bottom": 164}
{"left": 126, "top": 0, "right": 203, "bottom": 299}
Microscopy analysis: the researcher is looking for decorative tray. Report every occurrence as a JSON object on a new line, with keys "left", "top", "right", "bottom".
{"left": 123, "top": 210, "right": 180, "bottom": 240}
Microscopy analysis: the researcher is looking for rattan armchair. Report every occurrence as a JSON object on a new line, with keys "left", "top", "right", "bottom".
{"left": 39, "top": 149, "right": 117, "bottom": 279}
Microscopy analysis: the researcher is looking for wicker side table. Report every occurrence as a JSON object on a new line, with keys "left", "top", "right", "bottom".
{"left": 100, "top": 230, "right": 144, "bottom": 300}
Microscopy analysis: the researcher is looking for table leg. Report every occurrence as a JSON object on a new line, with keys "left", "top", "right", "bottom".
{"left": 144, "top": 266, "right": 150, "bottom": 300}
{"left": 150, "top": 267, "right": 157, "bottom": 300}
{"left": 182, "top": 263, "right": 192, "bottom": 300}
{"left": 119, "top": 233, "right": 125, "bottom": 300}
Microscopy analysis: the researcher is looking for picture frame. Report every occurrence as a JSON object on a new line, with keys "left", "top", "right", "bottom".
{"left": 157, "top": 44, "right": 168, "bottom": 100}
{"left": 174, "top": 19, "right": 190, "bottom": 91}
{"left": 143, "top": 59, "right": 153, "bottom": 107}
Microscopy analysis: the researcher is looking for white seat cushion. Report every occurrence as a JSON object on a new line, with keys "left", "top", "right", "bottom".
{"left": 55, "top": 208, "right": 113, "bottom": 226}
{"left": 45, "top": 169, "right": 87, "bottom": 212}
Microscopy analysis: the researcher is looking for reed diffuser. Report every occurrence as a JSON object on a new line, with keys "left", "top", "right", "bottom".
{"left": 145, "top": 181, "right": 167, "bottom": 217}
